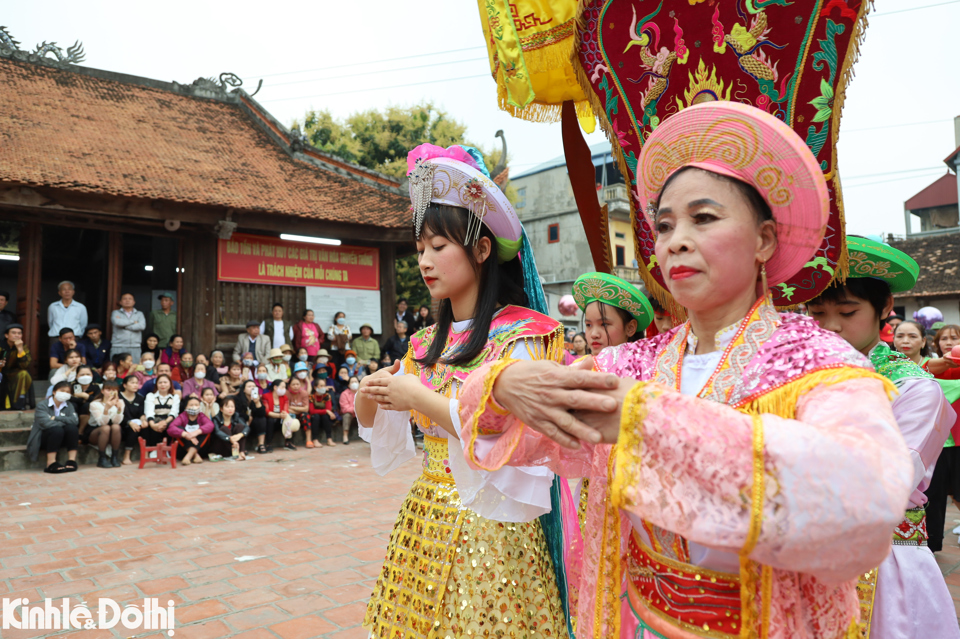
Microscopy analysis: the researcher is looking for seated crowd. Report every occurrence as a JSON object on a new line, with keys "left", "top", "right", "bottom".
{"left": 14, "top": 298, "right": 434, "bottom": 474}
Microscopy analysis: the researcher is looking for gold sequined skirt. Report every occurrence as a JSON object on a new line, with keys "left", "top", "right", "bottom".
{"left": 364, "top": 435, "right": 570, "bottom": 639}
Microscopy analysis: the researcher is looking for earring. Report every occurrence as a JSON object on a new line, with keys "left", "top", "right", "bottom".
{"left": 760, "top": 261, "right": 769, "bottom": 298}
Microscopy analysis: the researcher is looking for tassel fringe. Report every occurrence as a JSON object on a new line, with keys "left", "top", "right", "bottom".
{"left": 737, "top": 366, "right": 896, "bottom": 418}
{"left": 495, "top": 79, "right": 595, "bottom": 124}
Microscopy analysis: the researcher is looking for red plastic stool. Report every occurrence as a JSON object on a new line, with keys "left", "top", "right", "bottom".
{"left": 138, "top": 436, "right": 179, "bottom": 469}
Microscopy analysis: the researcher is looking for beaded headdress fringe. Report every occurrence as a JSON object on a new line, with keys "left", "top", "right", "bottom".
{"left": 410, "top": 158, "right": 489, "bottom": 247}
{"left": 409, "top": 159, "right": 435, "bottom": 238}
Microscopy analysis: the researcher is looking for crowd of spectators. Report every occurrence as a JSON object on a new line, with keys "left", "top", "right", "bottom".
{"left": 7, "top": 289, "right": 436, "bottom": 473}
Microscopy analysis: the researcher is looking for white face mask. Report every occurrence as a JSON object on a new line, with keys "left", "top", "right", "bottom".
{"left": 186, "top": 407, "right": 200, "bottom": 417}
{"left": 257, "top": 372, "right": 268, "bottom": 380}
{"left": 143, "top": 360, "right": 155, "bottom": 370}
{"left": 54, "top": 391, "right": 72, "bottom": 403}
{"left": 194, "top": 371, "right": 206, "bottom": 380}
{"left": 77, "top": 375, "right": 93, "bottom": 385}
{"left": 276, "top": 388, "right": 287, "bottom": 397}
{"left": 243, "top": 359, "right": 255, "bottom": 366}
{"left": 348, "top": 383, "right": 360, "bottom": 391}
{"left": 318, "top": 357, "right": 329, "bottom": 365}
{"left": 282, "top": 355, "right": 292, "bottom": 362}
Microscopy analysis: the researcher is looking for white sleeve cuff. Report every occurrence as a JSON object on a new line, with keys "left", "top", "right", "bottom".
{"left": 446, "top": 433, "right": 554, "bottom": 523}
{"left": 359, "top": 407, "right": 417, "bottom": 476}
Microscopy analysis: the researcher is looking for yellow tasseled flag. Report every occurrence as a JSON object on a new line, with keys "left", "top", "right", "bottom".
{"left": 477, "top": 0, "right": 596, "bottom": 132}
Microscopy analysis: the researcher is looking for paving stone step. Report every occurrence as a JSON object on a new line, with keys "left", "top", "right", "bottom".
{"left": 0, "top": 410, "right": 34, "bottom": 428}
{"left": 0, "top": 426, "right": 30, "bottom": 447}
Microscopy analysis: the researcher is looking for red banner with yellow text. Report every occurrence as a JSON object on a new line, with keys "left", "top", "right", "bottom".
{"left": 217, "top": 233, "right": 379, "bottom": 290}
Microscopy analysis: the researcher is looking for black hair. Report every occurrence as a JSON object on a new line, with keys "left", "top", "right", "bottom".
{"left": 142, "top": 333, "right": 160, "bottom": 353}
{"left": 63, "top": 348, "right": 81, "bottom": 361}
{"left": 122, "top": 374, "right": 139, "bottom": 389}
{"left": 58, "top": 327, "right": 75, "bottom": 337}
{"left": 658, "top": 167, "right": 774, "bottom": 225}
{"left": 809, "top": 278, "right": 891, "bottom": 328}
{"left": 572, "top": 332, "right": 589, "bottom": 355}
{"left": 934, "top": 325, "right": 960, "bottom": 357}
{"left": 77, "top": 365, "right": 94, "bottom": 377}
{"left": 221, "top": 395, "right": 237, "bottom": 410}
{"left": 415, "top": 204, "right": 527, "bottom": 367}
{"left": 0, "top": 290, "right": 9, "bottom": 300}
{"left": 154, "top": 373, "right": 173, "bottom": 391}
{"left": 91, "top": 379, "right": 120, "bottom": 403}
{"left": 302, "top": 309, "right": 313, "bottom": 319}
{"left": 397, "top": 298, "right": 408, "bottom": 305}
{"left": 273, "top": 302, "right": 283, "bottom": 310}
{"left": 233, "top": 380, "right": 258, "bottom": 415}
{"left": 184, "top": 395, "right": 201, "bottom": 406}
{"left": 591, "top": 301, "right": 642, "bottom": 346}
{"left": 894, "top": 320, "right": 931, "bottom": 358}
{"left": 270, "top": 379, "right": 286, "bottom": 391}
{"left": 52, "top": 380, "right": 72, "bottom": 393}
{"left": 168, "top": 334, "right": 183, "bottom": 346}
{"left": 416, "top": 305, "right": 435, "bottom": 328}
{"left": 112, "top": 352, "right": 132, "bottom": 366}
{"left": 333, "top": 311, "right": 345, "bottom": 322}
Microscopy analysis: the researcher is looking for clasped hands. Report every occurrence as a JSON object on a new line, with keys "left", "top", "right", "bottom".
{"left": 361, "top": 357, "right": 635, "bottom": 448}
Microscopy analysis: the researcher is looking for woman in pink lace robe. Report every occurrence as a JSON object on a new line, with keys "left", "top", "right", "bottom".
{"left": 457, "top": 103, "right": 915, "bottom": 638}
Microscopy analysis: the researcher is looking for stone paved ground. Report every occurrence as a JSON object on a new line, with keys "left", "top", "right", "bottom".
{"left": 2, "top": 445, "right": 960, "bottom": 637}
{"left": 937, "top": 500, "right": 960, "bottom": 618}
{"left": 0, "top": 441, "right": 420, "bottom": 638}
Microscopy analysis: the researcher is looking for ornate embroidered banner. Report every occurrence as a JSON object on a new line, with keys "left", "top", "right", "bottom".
{"left": 575, "top": 0, "right": 869, "bottom": 307}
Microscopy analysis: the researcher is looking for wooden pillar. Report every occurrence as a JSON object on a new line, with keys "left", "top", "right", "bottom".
{"left": 104, "top": 231, "right": 123, "bottom": 341}
{"left": 176, "top": 238, "right": 183, "bottom": 335}
{"left": 379, "top": 243, "right": 397, "bottom": 335}
{"left": 180, "top": 233, "right": 218, "bottom": 355}
{"left": 16, "top": 222, "right": 42, "bottom": 378}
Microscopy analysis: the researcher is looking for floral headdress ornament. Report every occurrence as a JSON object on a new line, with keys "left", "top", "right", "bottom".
{"left": 407, "top": 143, "right": 491, "bottom": 246}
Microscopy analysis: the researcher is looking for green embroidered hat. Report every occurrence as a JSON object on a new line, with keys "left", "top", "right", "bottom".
{"left": 845, "top": 236, "right": 919, "bottom": 294}
{"left": 572, "top": 272, "right": 653, "bottom": 331}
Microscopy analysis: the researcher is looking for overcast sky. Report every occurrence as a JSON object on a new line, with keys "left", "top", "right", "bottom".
{"left": 5, "top": 0, "right": 958, "bottom": 236}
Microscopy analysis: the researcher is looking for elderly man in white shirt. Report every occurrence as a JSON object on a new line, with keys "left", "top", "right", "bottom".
{"left": 259, "top": 303, "right": 293, "bottom": 350}
{"left": 47, "top": 281, "right": 87, "bottom": 350}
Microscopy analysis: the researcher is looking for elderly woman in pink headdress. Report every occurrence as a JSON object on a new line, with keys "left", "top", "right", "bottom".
{"left": 458, "top": 103, "right": 915, "bottom": 638}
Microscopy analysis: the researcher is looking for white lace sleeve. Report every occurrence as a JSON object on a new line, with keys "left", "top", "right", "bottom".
{"left": 358, "top": 365, "right": 416, "bottom": 476}
{"left": 447, "top": 338, "right": 555, "bottom": 523}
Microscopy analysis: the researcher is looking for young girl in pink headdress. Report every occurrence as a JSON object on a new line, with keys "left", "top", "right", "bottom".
{"left": 458, "top": 103, "right": 914, "bottom": 639}
{"left": 355, "top": 143, "right": 572, "bottom": 639}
